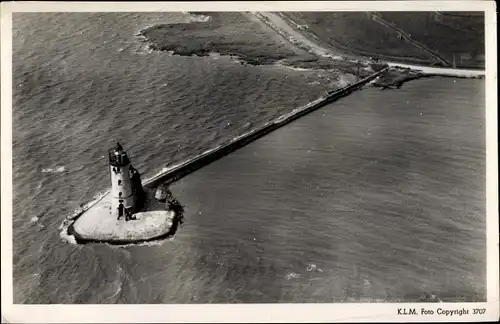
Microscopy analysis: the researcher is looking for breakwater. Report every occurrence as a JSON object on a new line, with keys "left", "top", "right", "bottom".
{"left": 387, "top": 63, "right": 485, "bottom": 78}
{"left": 143, "top": 67, "right": 389, "bottom": 189}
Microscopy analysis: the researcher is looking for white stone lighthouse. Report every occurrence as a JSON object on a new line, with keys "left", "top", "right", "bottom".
{"left": 108, "top": 142, "right": 143, "bottom": 219}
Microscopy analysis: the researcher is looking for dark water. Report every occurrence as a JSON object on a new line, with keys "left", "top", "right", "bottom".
{"left": 169, "top": 77, "right": 486, "bottom": 303}
{"left": 12, "top": 13, "right": 485, "bottom": 303}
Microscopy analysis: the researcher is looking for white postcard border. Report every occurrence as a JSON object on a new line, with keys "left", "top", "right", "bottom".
{"left": 1, "top": 1, "right": 498, "bottom": 323}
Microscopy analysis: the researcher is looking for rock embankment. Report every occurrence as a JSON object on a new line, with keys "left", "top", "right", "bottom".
{"left": 67, "top": 187, "right": 184, "bottom": 245}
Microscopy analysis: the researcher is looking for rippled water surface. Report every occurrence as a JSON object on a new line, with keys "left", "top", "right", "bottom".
{"left": 12, "top": 13, "right": 485, "bottom": 303}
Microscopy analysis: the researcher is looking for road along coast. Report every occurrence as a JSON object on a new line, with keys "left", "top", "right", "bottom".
{"left": 252, "top": 12, "right": 485, "bottom": 80}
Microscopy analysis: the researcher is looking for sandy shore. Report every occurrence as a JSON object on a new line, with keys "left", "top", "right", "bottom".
{"left": 251, "top": 12, "right": 344, "bottom": 60}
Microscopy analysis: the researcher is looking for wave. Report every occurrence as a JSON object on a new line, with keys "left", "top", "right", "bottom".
{"left": 306, "top": 263, "right": 323, "bottom": 272}
{"left": 273, "top": 62, "right": 314, "bottom": 72}
{"left": 285, "top": 272, "right": 301, "bottom": 280}
{"left": 59, "top": 228, "right": 77, "bottom": 245}
{"left": 132, "top": 43, "right": 156, "bottom": 56}
{"left": 231, "top": 129, "right": 257, "bottom": 142}
{"left": 186, "top": 13, "right": 212, "bottom": 23}
{"left": 132, "top": 31, "right": 163, "bottom": 56}
{"left": 101, "top": 265, "right": 124, "bottom": 302}
{"left": 107, "top": 237, "right": 174, "bottom": 248}
{"left": 336, "top": 74, "right": 357, "bottom": 88}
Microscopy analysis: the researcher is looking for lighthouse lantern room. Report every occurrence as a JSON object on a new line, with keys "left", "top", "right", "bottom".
{"left": 108, "top": 142, "right": 142, "bottom": 220}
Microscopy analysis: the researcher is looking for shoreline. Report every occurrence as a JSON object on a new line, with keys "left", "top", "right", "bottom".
{"left": 273, "top": 12, "right": 485, "bottom": 71}
{"left": 138, "top": 12, "right": 484, "bottom": 85}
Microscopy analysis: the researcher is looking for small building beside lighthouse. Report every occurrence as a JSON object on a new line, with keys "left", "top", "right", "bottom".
{"left": 108, "top": 142, "right": 144, "bottom": 219}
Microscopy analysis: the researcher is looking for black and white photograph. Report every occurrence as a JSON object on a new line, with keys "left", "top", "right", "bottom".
{"left": 1, "top": 1, "right": 498, "bottom": 323}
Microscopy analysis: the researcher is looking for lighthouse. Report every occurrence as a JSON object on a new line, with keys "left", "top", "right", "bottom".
{"left": 108, "top": 142, "right": 144, "bottom": 220}
{"left": 68, "top": 142, "right": 180, "bottom": 244}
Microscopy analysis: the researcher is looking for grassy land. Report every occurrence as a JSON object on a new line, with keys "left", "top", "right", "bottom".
{"left": 283, "top": 11, "right": 485, "bottom": 69}
{"left": 140, "top": 12, "right": 389, "bottom": 78}
{"left": 283, "top": 12, "right": 437, "bottom": 65}
{"left": 378, "top": 12, "right": 484, "bottom": 69}
{"left": 140, "top": 12, "right": 390, "bottom": 77}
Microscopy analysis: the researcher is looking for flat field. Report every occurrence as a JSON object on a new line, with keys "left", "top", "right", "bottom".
{"left": 283, "top": 12, "right": 485, "bottom": 69}
{"left": 378, "top": 12, "right": 484, "bottom": 68}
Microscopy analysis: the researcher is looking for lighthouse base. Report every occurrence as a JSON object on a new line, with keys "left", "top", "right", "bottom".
{"left": 69, "top": 188, "right": 180, "bottom": 244}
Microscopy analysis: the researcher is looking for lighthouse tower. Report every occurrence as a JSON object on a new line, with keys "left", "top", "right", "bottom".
{"left": 108, "top": 142, "right": 143, "bottom": 219}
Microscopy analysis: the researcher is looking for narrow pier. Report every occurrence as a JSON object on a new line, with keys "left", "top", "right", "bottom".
{"left": 143, "top": 67, "right": 388, "bottom": 189}
{"left": 62, "top": 67, "right": 387, "bottom": 245}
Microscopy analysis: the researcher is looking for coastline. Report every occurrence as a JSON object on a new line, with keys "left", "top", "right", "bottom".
{"left": 275, "top": 11, "right": 485, "bottom": 70}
